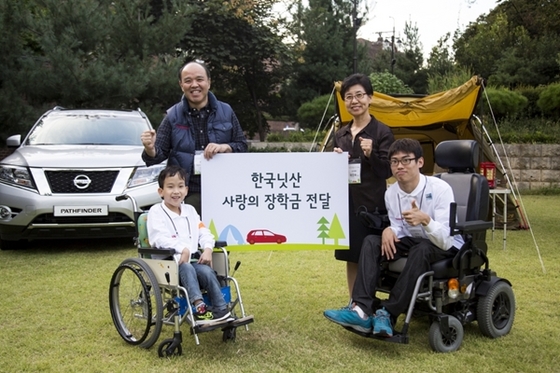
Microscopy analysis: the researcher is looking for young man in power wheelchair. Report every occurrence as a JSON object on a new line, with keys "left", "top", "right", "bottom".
{"left": 109, "top": 165, "right": 253, "bottom": 357}
{"left": 324, "top": 138, "right": 515, "bottom": 352}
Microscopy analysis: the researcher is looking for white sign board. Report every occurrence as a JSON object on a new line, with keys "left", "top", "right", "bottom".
{"left": 201, "top": 152, "right": 349, "bottom": 251}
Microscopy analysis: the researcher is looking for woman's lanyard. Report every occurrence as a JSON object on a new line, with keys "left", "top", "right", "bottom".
{"left": 161, "top": 205, "right": 191, "bottom": 240}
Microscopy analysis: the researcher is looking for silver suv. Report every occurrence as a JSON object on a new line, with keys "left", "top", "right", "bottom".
{"left": 0, "top": 107, "right": 165, "bottom": 249}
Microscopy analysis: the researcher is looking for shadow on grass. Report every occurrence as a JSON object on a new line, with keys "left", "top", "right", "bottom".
{"left": 5, "top": 236, "right": 134, "bottom": 254}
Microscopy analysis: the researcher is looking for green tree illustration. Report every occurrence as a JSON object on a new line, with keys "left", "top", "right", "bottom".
{"left": 208, "top": 219, "right": 218, "bottom": 240}
{"left": 317, "top": 217, "right": 330, "bottom": 244}
{"left": 328, "top": 213, "right": 346, "bottom": 246}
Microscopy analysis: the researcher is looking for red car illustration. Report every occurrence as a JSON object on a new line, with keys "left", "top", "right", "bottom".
{"left": 246, "top": 229, "right": 287, "bottom": 245}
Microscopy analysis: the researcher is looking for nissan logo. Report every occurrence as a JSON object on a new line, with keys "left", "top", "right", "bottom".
{"left": 73, "top": 174, "right": 92, "bottom": 189}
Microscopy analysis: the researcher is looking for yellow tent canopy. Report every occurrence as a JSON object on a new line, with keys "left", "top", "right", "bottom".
{"left": 330, "top": 76, "right": 484, "bottom": 175}
{"left": 335, "top": 75, "right": 482, "bottom": 129}
{"left": 325, "top": 75, "right": 527, "bottom": 228}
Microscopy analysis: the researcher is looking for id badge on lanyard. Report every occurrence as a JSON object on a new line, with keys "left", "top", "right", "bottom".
{"left": 348, "top": 158, "right": 361, "bottom": 184}
{"left": 194, "top": 150, "right": 203, "bottom": 175}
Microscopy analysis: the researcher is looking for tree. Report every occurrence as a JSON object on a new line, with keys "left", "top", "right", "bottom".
{"left": 368, "top": 21, "right": 427, "bottom": 93}
{"left": 281, "top": 0, "right": 365, "bottom": 118}
{"left": 0, "top": 0, "right": 36, "bottom": 139}
{"left": 426, "top": 33, "right": 455, "bottom": 79}
{"left": 490, "top": 33, "right": 560, "bottom": 87}
{"left": 0, "top": 0, "right": 191, "bottom": 139}
{"left": 394, "top": 21, "right": 427, "bottom": 94}
{"left": 454, "top": 1, "right": 560, "bottom": 87}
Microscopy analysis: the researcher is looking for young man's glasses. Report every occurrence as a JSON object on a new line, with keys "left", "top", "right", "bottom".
{"left": 344, "top": 92, "right": 367, "bottom": 102}
{"left": 390, "top": 158, "right": 417, "bottom": 166}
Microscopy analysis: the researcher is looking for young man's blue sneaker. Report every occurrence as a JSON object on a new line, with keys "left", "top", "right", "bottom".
{"left": 373, "top": 308, "right": 393, "bottom": 337}
{"left": 323, "top": 308, "right": 372, "bottom": 333}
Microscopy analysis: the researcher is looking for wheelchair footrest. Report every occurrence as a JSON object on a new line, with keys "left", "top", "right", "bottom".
{"left": 193, "top": 315, "right": 254, "bottom": 334}
{"left": 228, "top": 315, "right": 254, "bottom": 328}
{"left": 343, "top": 326, "right": 409, "bottom": 344}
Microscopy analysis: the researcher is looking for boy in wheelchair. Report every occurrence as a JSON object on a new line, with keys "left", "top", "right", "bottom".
{"left": 324, "top": 138, "right": 464, "bottom": 337}
{"left": 147, "top": 165, "right": 233, "bottom": 325}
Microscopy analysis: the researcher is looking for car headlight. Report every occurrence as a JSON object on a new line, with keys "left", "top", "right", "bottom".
{"left": 127, "top": 164, "right": 167, "bottom": 188}
{"left": 0, "top": 165, "right": 36, "bottom": 189}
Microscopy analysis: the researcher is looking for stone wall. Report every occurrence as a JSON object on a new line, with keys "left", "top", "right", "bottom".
{"left": 495, "top": 144, "right": 560, "bottom": 190}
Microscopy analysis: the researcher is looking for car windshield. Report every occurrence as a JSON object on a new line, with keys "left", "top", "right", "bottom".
{"left": 25, "top": 113, "right": 149, "bottom": 146}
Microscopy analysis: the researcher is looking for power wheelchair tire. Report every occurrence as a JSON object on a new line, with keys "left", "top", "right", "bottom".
{"left": 158, "top": 339, "right": 183, "bottom": 357}
{"left": 428, "top": 315, "right": 464, "bottom": 353}
{"left": 109, "top": 258, "right": 163, "bottom": 349}
{"left": 477, "top": 281, "right": 516, "bottom": 338}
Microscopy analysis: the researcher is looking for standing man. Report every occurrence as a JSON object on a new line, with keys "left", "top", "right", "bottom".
{"left": 324, "top": 138, "right": 464, "bottom": 337}
{"left": 141, "top": 61, "right": 248, "bottom": 215}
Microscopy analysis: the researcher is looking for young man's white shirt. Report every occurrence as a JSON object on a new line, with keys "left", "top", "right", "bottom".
{"left": 147, "top": 202, "right": 214, "bottom": 261}
{"left": 385, "top": 175, "right": 464, "bottom": 250}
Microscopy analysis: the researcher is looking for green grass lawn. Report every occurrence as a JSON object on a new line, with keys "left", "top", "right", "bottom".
{"left": 0, "top": 195, "right": 559, "bottom": 373}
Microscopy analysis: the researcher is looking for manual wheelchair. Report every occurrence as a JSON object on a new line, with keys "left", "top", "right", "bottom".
{"left": 345, "top": 139, "right": 515, "bottom": 352}
{"left": 108, "top": 195, "right": 254, "bottom": 357}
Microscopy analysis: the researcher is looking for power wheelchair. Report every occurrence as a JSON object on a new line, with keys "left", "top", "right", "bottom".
{"left": 108, "top": 195, "right": 254, "bottom": 357}
{"left": 346, "top": 139, "right": 515, "bottom": 352}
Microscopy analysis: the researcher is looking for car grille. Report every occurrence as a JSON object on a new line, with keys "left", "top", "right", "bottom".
{"left": 31, "top": 212, "right": 132, "bottom": 224}
{"left": 45, "top": 170, "right": 119, "bottom": 193}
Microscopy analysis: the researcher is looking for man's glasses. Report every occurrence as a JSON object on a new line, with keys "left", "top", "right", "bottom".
{"left": 343, "top": 92, "right": 367, "bottom": 102}
{"left": 390, "top": 158, "right": 417, "bottom": 166}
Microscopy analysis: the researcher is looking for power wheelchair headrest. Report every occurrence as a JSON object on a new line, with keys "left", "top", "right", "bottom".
{"left": 435, "top": 140, "right": 479, "bottom": 173}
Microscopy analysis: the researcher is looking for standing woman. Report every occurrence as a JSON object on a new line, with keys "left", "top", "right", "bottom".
{"left": 333, "top": 73, "right": 395, "bottom": 300}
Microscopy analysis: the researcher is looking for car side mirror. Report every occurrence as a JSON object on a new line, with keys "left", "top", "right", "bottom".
{"left": 6, "top": 134, "right": 21, "bottom": 148}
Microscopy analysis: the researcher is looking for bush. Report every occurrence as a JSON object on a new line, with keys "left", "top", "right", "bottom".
{"left": 481, "top": 87, "right": 528, "bottom": 119}
{"left": 297, "top": 95, "right": 336, "bottom": 129}
{"left": 516, "top": 85, "right": 546, "bottom": 118}
{"left": 484, "top": 116, "right": 560, "bottom": 143}
{"left": 537, "top": 83, "right": 560, "bottom": 118}
{"left": 427, "top": 69, "right": 474, "bottom": 94}
{"left": 265, "top": 133, "right": 283, "bottom": 142}
{"left": 369, "top": 72, "right": 414, "bottom": 94}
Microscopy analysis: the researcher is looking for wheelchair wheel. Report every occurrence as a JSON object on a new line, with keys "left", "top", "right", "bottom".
{"left": 109, "top": 258, "right": 163, "bottom": 348}
{"left": 477, "top": 281, "right": 516, "bottom": 338}
{"left": 223, "top": 326, "right": 237, "bottom": 342}
{"left": 158, "top": 338, "right": 183, "bottom": 357}
{"left": 428, "top": 315, "right": 464, "bottom": 353}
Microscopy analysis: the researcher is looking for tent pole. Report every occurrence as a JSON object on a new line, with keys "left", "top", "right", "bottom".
{"left": 476, "top": 116, "right": 529, "bottom": 229}
{"left": 474, "top": 117, "right": 546, "bottom": 274}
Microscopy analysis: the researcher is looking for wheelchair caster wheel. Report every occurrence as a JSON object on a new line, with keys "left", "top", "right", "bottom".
{"left": 223, "top": 327, "right": 237, "bottom": 342}
{"left": 158, "top": 339, "right": 183, "bottom": 357}
{"left": 428, "top": 315, "right": 463, "bottom": 353}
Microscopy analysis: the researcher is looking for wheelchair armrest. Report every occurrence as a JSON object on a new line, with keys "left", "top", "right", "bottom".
{"left": 138, "top": 243, "right": 225, "bottom": 259}
{"left": 138, "top": 248, "right": 176, "bottom": 257}
{"left": 454, "top": 220, "right": 493, "bottom": 234}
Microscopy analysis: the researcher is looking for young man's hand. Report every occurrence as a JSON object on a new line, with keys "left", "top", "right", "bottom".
{"left": 179, "top": 249, "right": 191, "bottom": 265}
{"left": 402, "top": 199, "right": 430, "bottom": 227}
{"left": 198, "top": 248, "right": 213, "bottom": 266}
{"left": 381, "top": 227, "right": 399, "bottom": 260}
